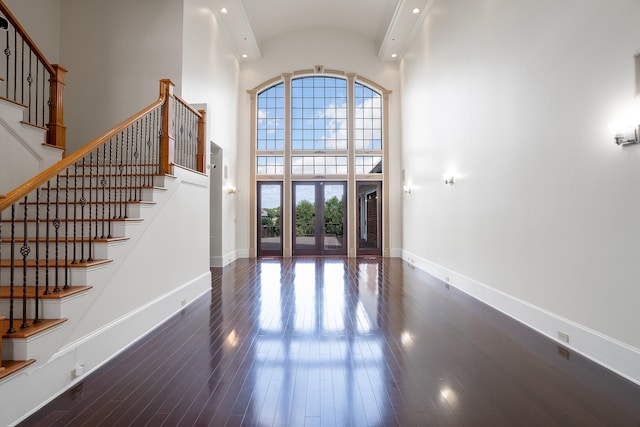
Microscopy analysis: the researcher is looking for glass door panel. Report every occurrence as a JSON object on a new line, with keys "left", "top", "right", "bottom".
{"left": 293, "top": 183, "right": 317, "bottom": 252}
{"left": 323, "top": 184, "right": 345, "bottom": 251}
{"left": 258, "top": 182, "right": 283, "bottom": 256}
{"left": 293, "top": 181, "right": 347, "bottom": 256}
{"left": 357, "top": 182, "right": 381, "bottom": 256}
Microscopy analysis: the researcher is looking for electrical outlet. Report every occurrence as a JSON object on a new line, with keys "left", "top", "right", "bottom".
{"left": 558, "top": 331, "right": 570, "bottom": 343}
{"left": 74, "top": 365, "right": 84, "bottom": 378}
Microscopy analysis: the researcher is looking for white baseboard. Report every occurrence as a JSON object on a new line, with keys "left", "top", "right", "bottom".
{"left": 401, "top": 250, "right": 640, "bottom": 387}
{"left": 210, "top": 250, "right": 241, "bottom": 267}
{"left": 2, "top": 271, "right": 212, "bottom": 427}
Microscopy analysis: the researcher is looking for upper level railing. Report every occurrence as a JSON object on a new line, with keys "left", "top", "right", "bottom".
{"left": 0, "top": 1, "right": 66, "bottom": 149}
{"left": 0, "top": 79, "right": 205, "bottom": 337}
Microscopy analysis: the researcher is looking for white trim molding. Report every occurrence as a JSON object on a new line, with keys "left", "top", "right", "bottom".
{"left": 402, "top": 250, "right": 640, "bottom": 387}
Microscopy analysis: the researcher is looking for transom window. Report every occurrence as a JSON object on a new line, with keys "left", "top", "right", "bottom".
{"left": 255, "top": 75, "right": 383, "bottom": 177}
{"left": 257, "top": 83, "right": 284, "bottom": 151}
{"left": 291, "top": 77, "right": 347, "bottom": 151}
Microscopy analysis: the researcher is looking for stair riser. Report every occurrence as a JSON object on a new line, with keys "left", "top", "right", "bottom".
{"left": 0, "top": 266, "right": 92, "bottom": 286}
{"left": 0, "top": 242, "right": 111, "bottom": 261}
{"left": 41, "top": 174, "right": 167, "bottom": 189}
{"left": 13, "top": 202, "right": 145, "bottom": 222}
{"left": 2, "top": 321, "right": 67, "bottom": 361}
{"left": 0, "top": 298, "right": 67, "bottom": 320}
{"left": 38, "top": 187, "right": 158, "bottom": 203}
{"left": 1, "top": 220, "right": 130, "bottom": 239}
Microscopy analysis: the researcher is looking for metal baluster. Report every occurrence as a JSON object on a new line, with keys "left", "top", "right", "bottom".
{"left": 134, "top": 120, "right": 140, "bottom": 201}
{"left": 13, "top": 26, "right": 16, "bottom": 100}
{"left": 88, "top": 152, "right": 94, "bottom": 262}
{"left": 114, "top": 134, "right": 121, "bottom": 219}
{"left": 27, "top": 46, "right": 32, "bottom": 122}
{"left": 72, "top": 163, "right": 78, "bottom": 264}
{"left": 4, "top": 26, "right": 10, "bottom": 100}
{"left": 80, "top": 158, "right": 87, "bottom": 263}
{"left": 144, "top": 114, "right": 151, "bottom": 187}
{"left": 126, "top": 126, "right": 131, "bottom": 205}
{"left": 35, "top": 56, "right": 39, "bottom": 125}
{"left": 101, "top": 143, "right": 107, "bottom": 238}
{"left": 34, "top": 189, "right": 41, "bottom": 324}
{"left": 53, "top": 175, "right": 61, "bottom": 293}
{"left": 20, "top": 39, "right": 24, "bottom": 105}
{"left": 20, "top": 196, "right": 29, "bottom": 329}
{"left": 157, "top": 108, "right": 162, "bottom": 174}
{"left": 41, "top": 64, "right": 46, "bottom": 127}
{"left": 107, "top": 139, "right": 113, "bottom": 238}
{"left": 7, "top": 205, "right": 16, "bottom": 333}
{"left": 119, "top": 133, "right": 125, "bottom": 219}
{"left": 64, "top": 170, "right": 70, "bottom": 289}
{"left": 44, "top": 180, "right": 51, "bottom": 295}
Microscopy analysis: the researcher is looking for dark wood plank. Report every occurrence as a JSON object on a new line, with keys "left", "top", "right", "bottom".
{"left": 18, "top": 258, "right": 640, "bottom": 426}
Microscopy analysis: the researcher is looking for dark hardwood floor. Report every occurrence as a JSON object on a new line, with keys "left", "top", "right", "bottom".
{"left": 19, "top": 257, "right": 640, "bottom": 426}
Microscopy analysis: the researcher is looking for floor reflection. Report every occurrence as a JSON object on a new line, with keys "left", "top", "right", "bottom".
{"left": 242, "top": 258, "right": 389, "bottom": 426}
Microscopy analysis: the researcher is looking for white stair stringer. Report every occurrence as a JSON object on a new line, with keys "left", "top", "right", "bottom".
{"left": 0, "top": 175, "right": 170, "bottom": 362}
{"left": 0, "top": 98, "right": 63, "bottom": 195}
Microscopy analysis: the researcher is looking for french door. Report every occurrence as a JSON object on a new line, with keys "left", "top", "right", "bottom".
{"left": 292, "top": 181, "right": 347, "bottom": 256}
{"left": 357, "top": 181, "right": 382, "bottom": 256}
{"left": 257, "top": 182, "right": 283, "bottom": 256}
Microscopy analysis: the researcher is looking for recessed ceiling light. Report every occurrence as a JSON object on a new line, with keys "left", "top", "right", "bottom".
{"left": 241, "top": 54, "right": 248, "bottom": 58}
{"left": 412, "top": 8, "right": 420, "bottom": 14}
{"left": 220, "top": 7, "right": 228, "bottom": 14}
{"left": 391, "top": 53, "right": 397, "bottom": 58}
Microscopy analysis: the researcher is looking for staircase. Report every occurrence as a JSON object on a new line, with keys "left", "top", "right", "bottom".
{"left": 0, "top": 164, "right": 170, "bottom": 379}
{"left": 0, "top": 79, "right": 212, "bottom": 427}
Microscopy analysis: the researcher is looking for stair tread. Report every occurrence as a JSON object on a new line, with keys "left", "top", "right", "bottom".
{"left": 0, "top": 285, "right": 92, "bottom": 299}
{"left": 0, "top": 259, "right": 112, "bottom": 268}
{"left": 21, "top": 200, "right": 156, "bottom": 206}
{"left": 0, "top": 359, "right": 36, "bottom": 380}
{"left": 1, "top": 237, "right": 129, "bottom": 243}
{"left": 1, "top": 318, "right": 67, "bottom": 338}
{"left": 42, "top": 186, "right": 167, "bottom": 191}
{"left": 1, "top": 217, "right": 144, "bottom": 223}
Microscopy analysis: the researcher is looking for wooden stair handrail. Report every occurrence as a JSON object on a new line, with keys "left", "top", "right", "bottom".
{"left": 0, "top": 80, "right": 172, "bottom": 213}
{"left": 0, "top": 1, "right": 67, "bottom": 149}
{"left": 0, "top": 0, "right": 55, "bottom": 76}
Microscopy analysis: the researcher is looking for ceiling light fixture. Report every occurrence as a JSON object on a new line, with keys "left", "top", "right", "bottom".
{"left": 220, "top": 7, "right": 228, "bottom": 14}
{"left": 391, "top": 53, "right": 397, "bottom": 58}
{"left": 412, "top": 8, "right": 420, "bottom": 14}
{"left": 241, "top": 54, "right": 248, "bottom": 59}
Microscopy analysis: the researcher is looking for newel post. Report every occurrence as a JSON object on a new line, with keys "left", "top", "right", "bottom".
{"left": 160, "top": 79, "right": 175, "bottom": 175}
{"left": 48, "top": 64, "right": 67, "bottom": 151}
{"left": 197, "top": 109, "right": 206, "bottom": 173}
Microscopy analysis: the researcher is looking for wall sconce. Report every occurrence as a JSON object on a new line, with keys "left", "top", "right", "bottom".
{"left": 609, "top": 116, "right": 640, "bottom": 146}
{"left": 403, "top": 185, "right": 412, "bottom": 194}
{"left": 444, "top": 176, "right": 455, "bottom": 185}
{"left": 614, "top": 126, "right": 639, "bottom": 146}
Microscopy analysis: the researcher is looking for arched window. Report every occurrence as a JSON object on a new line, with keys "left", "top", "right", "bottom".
{"left": 250, "top": 70, "right": 390, "bottom": 257}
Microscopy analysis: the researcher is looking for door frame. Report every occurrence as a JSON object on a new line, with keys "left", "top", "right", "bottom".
{"left": 257, "top": 181, "right": 283, "bottom": 257}
{"left": 356, "top": 181, "right": 382, "bottom": 256}
{"left": 292, "top": 181, "right": 347, "bottom": 256}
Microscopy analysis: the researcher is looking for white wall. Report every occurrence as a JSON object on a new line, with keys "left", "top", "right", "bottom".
{"left": 60, "top": 0, "right": 184, "bottom": 152}
{"left": 238, "top": 29, "right": 402, "bottom": 257}
{"left": 4, "top": 0, "right": 61, "bottom": 64}
{"left": 182, "top": 0, "right": 240, "bottom": 266}
{"left": 401, "top": 0, "right": 640, "bottom": 383}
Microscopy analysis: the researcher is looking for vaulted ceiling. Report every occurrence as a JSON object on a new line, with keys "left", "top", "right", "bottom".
{"left": 210, "top": 0, "right": 432, "bottom": 62}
